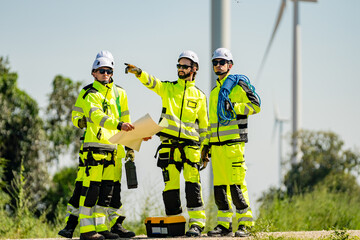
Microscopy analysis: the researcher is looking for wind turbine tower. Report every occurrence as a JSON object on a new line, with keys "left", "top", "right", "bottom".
{"left": 273, "top": 105, "right": 289, "bottom": 186}
{"left": 257, "top": 0, "right": 318, "bottom": 165}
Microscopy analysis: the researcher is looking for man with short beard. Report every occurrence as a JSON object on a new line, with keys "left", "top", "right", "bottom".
{"left": 206, "top": 48, "right": 261, "bottom": 238}
{"left": 125, "top": 51, "right": 209, "bottom": 237}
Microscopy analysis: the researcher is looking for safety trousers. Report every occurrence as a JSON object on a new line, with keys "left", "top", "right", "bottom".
{"left": 79, "top": 150, "right": 115, "bottom": 234}
{"left": 158, "top": 142, "right": 206, "bottom": 228}
{"left": 107, "top": 152, "right": 123, "bottom": 228}
{"left": 211, "top": 143, "right": 254, "bottom": 229}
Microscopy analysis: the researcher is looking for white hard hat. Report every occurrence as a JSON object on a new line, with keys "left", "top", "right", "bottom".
{"left": 178, "top": 50, "right": 199, "bottom": 67}
{"left": 95, "top": 50, "right": 114, "bottom": 61}
{"left": 212, "top": 48, "right": 233, "bottom": 62}
{"left": 92, "top": 57, "right": 114, "bottom": 70}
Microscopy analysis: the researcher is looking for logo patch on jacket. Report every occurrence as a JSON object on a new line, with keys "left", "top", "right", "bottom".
{"left": 187, "top": 100, "right": 197, "bottom": 109}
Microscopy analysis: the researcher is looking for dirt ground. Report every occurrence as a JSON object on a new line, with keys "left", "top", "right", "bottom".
{"left": 12, "top": 231, "right": 360, "bottom": 240}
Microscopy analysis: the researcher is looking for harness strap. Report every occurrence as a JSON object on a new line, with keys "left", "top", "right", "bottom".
{"left": 154, "top": 142, "right": 199, "bottom": 172}
{"left": 84, "top": 150, "right": 116, "bottom": 176}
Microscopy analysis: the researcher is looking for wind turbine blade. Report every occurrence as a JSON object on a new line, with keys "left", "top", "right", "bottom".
{"left": 272, "top": 102, "right": 280, "bottom": 142}
{"left": 256, "top": 0, "right": 286, "bottom": 83}
{"left": 272, "top": 119, "right": 279, "bottom": 142}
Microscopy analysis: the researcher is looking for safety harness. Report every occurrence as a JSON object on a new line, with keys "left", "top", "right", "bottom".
{"left": 154, "top": 140, "right": 200, "bottom": 173}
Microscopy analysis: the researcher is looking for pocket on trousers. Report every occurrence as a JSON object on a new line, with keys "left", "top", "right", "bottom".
{"left": 157, "top": 151, "right": 170, "bottom": 169}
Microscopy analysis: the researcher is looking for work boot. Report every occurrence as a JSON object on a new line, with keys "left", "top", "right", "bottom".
{"left": 235, "top": 225, "right": 250, "bottom": 237}
{"left": 111, "top": 216, "right": 135, "bottom": 238}
{"left": 58, "top": 228, "right": 74, "bottom": 239}
{"left": 98, "top": 230, "right": 120, "bottom": 239}
{"left": 58, "top": 214, "right": 79, "bottom": 238}
{"left": 207, "top": 224, "right": 233, "bottom": 237}
{"left": 186, "top": 224, "right": 203, "bottom": 237}
{"left": 80, "top": 231, "right": 105, "bottom": 240}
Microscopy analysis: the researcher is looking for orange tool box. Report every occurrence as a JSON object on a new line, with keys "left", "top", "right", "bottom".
{"left": 144, "top": 216, "right": 186, "bottom": 237}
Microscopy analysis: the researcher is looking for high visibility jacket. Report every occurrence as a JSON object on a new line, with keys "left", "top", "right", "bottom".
{"left": 72, "top": 83, "right": 94, "bottom": 129}
{"left": 137, "top": 71, "right": 209, "bottom": 146}
{"left": 209, "top": 74, "right": 260, "bottom": 145}
{"left": 80, "top": 80, "right": 131, "bottom": 152}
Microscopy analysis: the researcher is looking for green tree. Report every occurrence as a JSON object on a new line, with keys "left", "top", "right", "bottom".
{"left": 42, "top": 166, "right": 77, "bottom": 221}
{"left": 0, "top": 56, "right": 49, "bottom": 211}
{"left": 42, "top": 75, "right": 83, "bottom": 220}
{"left": 45, "top": 75, "right": 83, "bottom": 163}
{"left": 284, "top": 130, "right": 360, "bottom": 196}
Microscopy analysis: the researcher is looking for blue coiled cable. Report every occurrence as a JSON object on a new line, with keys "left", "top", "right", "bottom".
{"left": 217, "top": 74, "right": 261, "bottom": 126}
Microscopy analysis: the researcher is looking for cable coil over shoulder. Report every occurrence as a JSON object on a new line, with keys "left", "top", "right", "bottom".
{"left": 217, "top": 74, "right": 261, "bottom": 126}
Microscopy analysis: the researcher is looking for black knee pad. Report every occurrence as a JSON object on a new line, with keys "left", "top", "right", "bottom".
{"left": 109, "top": 181, "right": 122, "bottom": 209}
{"left": 163, "top": 189, "right": 182, "bottom": 215}
{"left": 84, "top": 181, "right": 101, "bottom": 207}
{"left": 214, "top": 185, "right": 230, "bottom": 210}
{"left": 97, "top": 180, "right": 114, "bottom": 207}
{"left": 68, "top": 181, "right": 83, "bottom": 208}
{"left": 185, "top": 182, "right": 203, "bottom": 208}
{"left": 230, "top": 184, "right": 248, "bottom": 210}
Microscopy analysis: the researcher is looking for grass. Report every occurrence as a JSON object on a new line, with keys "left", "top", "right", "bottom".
{"left": 255, "top": 186, "right": 360, "bottom": 232}
{"left": 2, "top": 173, "right": 360, "bottom": 239}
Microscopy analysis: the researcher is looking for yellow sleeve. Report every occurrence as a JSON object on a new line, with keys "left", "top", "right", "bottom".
{"left": 137, "top": 71, "right": 166, "bottom": 97}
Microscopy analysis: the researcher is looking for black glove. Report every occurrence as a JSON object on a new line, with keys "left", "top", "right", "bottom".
{"left": 78, "top": 116, "right": 87, "bottom": 129}
{"left": 225, "top": 100, "right": 235, "bottom": 111}
{"left": 200, "top": 145, "right": 210, "bottom": 171}
{"left": 124, "top": 63, "right": 142, "bottom": 77}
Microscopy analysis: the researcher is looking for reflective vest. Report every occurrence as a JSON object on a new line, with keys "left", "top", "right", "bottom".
{"left": 80, "top": 80, "right": 131, "bottom": 151}
{"left": 209, "top": 74, "right": 261, "bottom": 145}
{"left": 138, "top": 71, "right": 209, "bottom": 146}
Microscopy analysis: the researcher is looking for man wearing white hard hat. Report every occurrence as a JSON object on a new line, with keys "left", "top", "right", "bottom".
{"left": 58, "top": 51, "right": 138, "bottom": 240}
{"left": 71, "top": 51, "right": 137, "bottom": 240}
{"left": 205, "top": 48, "right": 261, "bottom": 237}
{"left": 125, "top": 50, "right": 209, "bottom": 237}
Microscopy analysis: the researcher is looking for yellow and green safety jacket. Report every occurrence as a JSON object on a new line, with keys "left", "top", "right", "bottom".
{"left": 137, "top": 71, "right": 209, "bottom": 147}
{"left": 209, "top": 74, "right": 261, "bottom": 145}
{"left": 80, "top": 80, "right": 131, "bottom": 153}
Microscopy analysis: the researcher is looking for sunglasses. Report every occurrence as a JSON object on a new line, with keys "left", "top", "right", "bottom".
{"left": 212, "top": 59, "right": 228, "bottom": 66}
{"left": 177, "top": 64, "right": 192, "bottom": 70}
{"left": 97, "top": 69, "right": 113, "bottom": 74}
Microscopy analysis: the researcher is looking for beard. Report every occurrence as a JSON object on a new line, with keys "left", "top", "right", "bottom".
{"left": 178, "top": 71, "right": 191, "bottom": 79}
{"left": 215, "top": 69, "right": 229, "bottom": 76}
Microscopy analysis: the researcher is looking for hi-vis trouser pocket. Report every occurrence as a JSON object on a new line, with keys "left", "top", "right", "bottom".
{"left": 183, "top": 146, "right": 201, "bottom": 182}
{"left": 157, "top": 150, "right": 170, "bottom": 182}
{"left": 226, "top": 143, "right": 246, "bottom": 184}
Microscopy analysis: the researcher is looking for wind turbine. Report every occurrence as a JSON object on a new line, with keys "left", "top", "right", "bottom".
{"left": 257, "top": 0, "right": 318, "bottom": 165}
{"left": 272, "top": 104, "right": 289, "bottom": 186}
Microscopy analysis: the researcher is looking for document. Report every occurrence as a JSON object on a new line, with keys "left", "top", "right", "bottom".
{"left": 109, "top": 113, "right": 167, "bottom": 151}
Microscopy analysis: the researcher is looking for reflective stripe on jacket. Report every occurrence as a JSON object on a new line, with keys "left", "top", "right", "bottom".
{"left": 209, "top": 74, "right": 260, "bottom": 145}
{"left": 138, "top": 71, "right": 209, "bottom": 146}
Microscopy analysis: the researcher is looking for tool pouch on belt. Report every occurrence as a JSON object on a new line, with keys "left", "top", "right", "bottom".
{"left": 84, "top": 150, "right": 115, "bottom": 176}
{"left": 157, "top": 152, "right": 170, "bottom": 169}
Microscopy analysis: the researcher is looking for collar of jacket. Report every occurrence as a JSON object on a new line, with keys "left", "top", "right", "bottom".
{"left": 93, "top": 80, "right": 114, "bottom": 94}
{"left": 216, "top": 73, "right": 231, "bottom": 87}
{"left": 177, "top": 78, "right": 195, "bottom": 88}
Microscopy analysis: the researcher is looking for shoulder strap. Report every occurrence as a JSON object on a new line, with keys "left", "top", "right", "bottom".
{"left": 113, "top": 85, "right": 121, "bottom": 120}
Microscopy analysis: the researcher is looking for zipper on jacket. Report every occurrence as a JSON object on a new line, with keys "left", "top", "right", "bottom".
{"left": 178, "top": 81, "right": 187, "bottom": 138}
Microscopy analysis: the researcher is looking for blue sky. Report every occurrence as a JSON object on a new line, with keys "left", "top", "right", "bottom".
{"left": 1, "top": 0, "right": 359, "bottom": 219}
